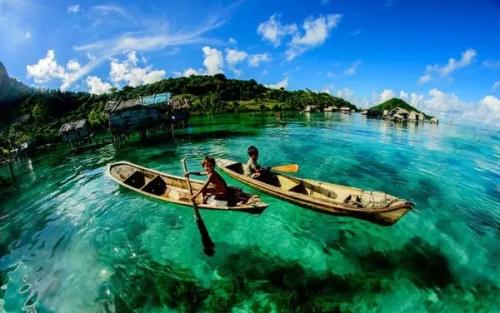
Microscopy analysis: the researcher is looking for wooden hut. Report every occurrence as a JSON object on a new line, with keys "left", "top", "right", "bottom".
{"left": 408, "top": 111, "right": 420, "bottom": 122}
{"left": 340, "top": 107, "right": 351, "bottom": 114}
{"left": 169, "top": 97, "right": 190, "bottom": 127}
{"left": 430, "top": 117, "right": 439, "bottom": 125}
{"left": 324, "top": 106, "right": 338, "bottom": 112}
{"left": 105, "top": 92, "right": 192, "bottom": 142}
{"left": 304, "top": 105, "right": 316, "bottom": 112}
{"left": 388, "top": 108, "right": 409, "bottom": 122}
{"left": 59, "top": 119, "right": 91, "bottom": 143}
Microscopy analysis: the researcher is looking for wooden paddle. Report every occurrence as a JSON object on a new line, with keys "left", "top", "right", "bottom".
{"left": 270, "top": 164, "right": 299, "bottom": 173}
{"left": 181, "top": 158, "right": 215, "bottom": 256}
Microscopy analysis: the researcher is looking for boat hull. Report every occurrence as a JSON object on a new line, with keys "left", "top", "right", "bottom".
{"left": 216, "top": 159, "right": 412, "bottom": 225}
{"left": 106, "top": 161, "right": 268, "bottom": 214}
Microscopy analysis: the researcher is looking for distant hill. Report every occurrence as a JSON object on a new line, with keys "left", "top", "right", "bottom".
{"left": 0, "top": 62, "right": 358, "bottom": 145}
{"left": 369, "top": 98, "right": 430, "bottom": 118}
{"left": 0, "top": 62, "right": 31, "bottom": 102}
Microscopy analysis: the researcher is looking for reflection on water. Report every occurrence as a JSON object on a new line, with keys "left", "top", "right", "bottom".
{"left": 0, "top": 113, "right": 498, "bottom": 312}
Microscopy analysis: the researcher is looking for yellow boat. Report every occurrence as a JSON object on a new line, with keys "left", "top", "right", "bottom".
{"left": 106, "top": 161, "right": 268, "bottom": 214}
{"left": 216, "top": 159, "right": 412, "bottom": 225}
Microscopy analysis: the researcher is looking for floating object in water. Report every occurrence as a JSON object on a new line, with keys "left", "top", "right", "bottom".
{"left": 106, "top": 161, "right": 268, "bottom": 214}
{"left": 216, "top": 159, "right": 412, "bottom": 225}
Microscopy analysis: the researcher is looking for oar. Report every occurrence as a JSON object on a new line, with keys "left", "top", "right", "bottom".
{"left": 270, "top": 164, "right": 299, "bottom": 173}
{"left": 181, "top": 158, "right": 215, "bottom": 256}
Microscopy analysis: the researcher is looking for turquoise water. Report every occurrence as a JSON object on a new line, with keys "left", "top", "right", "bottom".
{"left": 0, "top": 112, "right": 499, "bottom": 312}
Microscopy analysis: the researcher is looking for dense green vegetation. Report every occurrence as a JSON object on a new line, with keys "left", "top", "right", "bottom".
{"left": 369, "top": 98, "right": 430, "bottom": 118}
{"left": 0, "top": 62, "right": 356, "bottom": 147}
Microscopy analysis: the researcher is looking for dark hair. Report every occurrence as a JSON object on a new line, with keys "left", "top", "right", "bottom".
{"left": 247, "top": 146, "right": 258, "bottom": 155}
{"left": 202, "top": 156, "right": 216, "bottom": 167}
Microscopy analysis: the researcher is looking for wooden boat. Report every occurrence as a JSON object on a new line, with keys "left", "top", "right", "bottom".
{"left": 216, "top": 159, "right": 412, "bottom": 225}
{"left": 106, "top": 161, "right": 268, "bottom": 214}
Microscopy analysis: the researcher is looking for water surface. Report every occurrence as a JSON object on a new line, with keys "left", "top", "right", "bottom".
{"left": 1, "top": 113, "right": 499, "bottom": 312}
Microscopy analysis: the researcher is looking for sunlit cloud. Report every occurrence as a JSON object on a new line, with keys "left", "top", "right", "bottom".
{"left": 67, "top": 4, "right": 80, "bottom": 14}
{"left": 266, "top": 76, "right": 289, "bottom": 89}
{"left": 418, "top": 49, "right": 476, "bottom": 84}
{"left": 343, "top": 60, "right": 361, "bottom": 76}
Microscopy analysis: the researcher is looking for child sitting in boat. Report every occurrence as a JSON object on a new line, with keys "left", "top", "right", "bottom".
{"left": 244, "top": 146, "right": 274, "bottom": 182}
{"left": 184, "top": 156, "right": 228, "bottom": 203}
{"left": 245, "top": 146, "right": 263, "bottom": 178}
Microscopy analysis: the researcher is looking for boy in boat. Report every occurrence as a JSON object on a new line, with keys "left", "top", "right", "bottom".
{"left": 184, "top": 156, "right": 228, "bottom": 203}
{"left": 244, "top": 146, "right": 274, "bottom": 182}
{"left": 244, "top": 146, "right": 263, "bottom": 178}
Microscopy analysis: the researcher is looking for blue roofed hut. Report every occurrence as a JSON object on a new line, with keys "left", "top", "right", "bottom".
{"left": 105, "top": 92, "right": 190, "bottom": 143}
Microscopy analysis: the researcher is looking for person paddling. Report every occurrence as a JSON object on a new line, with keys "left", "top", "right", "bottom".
{"left": 184, "top": 156, "right": 228, "bottom": 203}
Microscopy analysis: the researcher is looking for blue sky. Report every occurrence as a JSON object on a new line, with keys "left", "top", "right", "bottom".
{"left": 1, "top": 0, "right": 499, "bottom": 125}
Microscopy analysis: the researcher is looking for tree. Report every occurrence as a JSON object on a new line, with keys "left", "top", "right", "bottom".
{"left": 0, "top": 135, "right": 15, "bottom": 181}
{"left": 32, "top": 101, "right": 49, "bottom": 122}
{"left": 88, "top": 103, "right": 107, "bottom": 128}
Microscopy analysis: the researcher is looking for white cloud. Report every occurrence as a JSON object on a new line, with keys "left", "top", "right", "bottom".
{"left": 325, "top": 85, "right": 500, "bottom": 127}
{"left": 67, "top": 4, "right": 80, "bottom": 14}
{"left": 257, "top": 14, "right": 298, "bottom": 47}
{"left": 479, "top": 96, "right": 500, "bottom": 122}
{"left": 336, "top": 88, "right": 355, "bottom": 100}
{"left": 419, "top": 88, "right": 467, "bottom": 115}
{"left": 248, "top": 53, "right": 270, "bottom": 67}
{"left": 180, "top": 47, "right": 268, "bottom": 77}
{"left": 380, "top": 88, "right": 500, "bottom": 126}
{"left": 482, "top": 59, "right": 500, "bottom": 69}
{"left": 266, "top": 76, "right": 289, "bottom": 89}
{"left": 474, "top": 96, "right": 500, "bottom": 125}
{"left": 66, "top": 59, "right": 81, "bottom": 71}
{"left": 0, "top": 0, "right": 38, "bottom": 49}
{"left": 418, "top": 91, "right": 499, "bottom": 126}
{"left": 225, "top": 49, "right": 248, "bottom": 75}
{"left": 378, "top": 89, "right": 396, "bottom": 102}
{"left": 322, "top": 84, "right": 334, "bottom": 94}
{"left": 26, "top": 49, "right": 83, "bottom": 90}
{"left": 225, "top": 49, "right": 248, "bottom": 66}
{"left": 419, "top": 49, "right": 476, "bottom": 84}
{"left": 182, "top": 67, "right": 202, "bottom": 77}
{"left": 27, "top": 50, "right": 65, "bottom": 84}
{"left": 291, "top": 14, "right": 341, "bottom": 46}
{"left": 86, "top": 76, "right": 112, "bottom": 95}
{"left": 68, "top": 19, "right": 224, "bottom": 90}
{"left": 343, "top": 60, "right": 361, "bottom": 76}
{"left": 202, "top": 46, "right": 224, "bottom": 75}
{"left": 91, "top": 4, "right": 132, "bottom": 21}
{"left": 319, "top": 85, "right": 371, "bottom": 108}
{"left": 418, "top": 73, "right": 432, "bottom": 84}
{"left": 126, "top": 51, "right": 138, "bottom": 65}
{"left": 286, "top": 14, "right": 341, "bottom": 60}
{"left": 492, "top": 81, "right": 500, "bottom": 92}
{"left": 228, "top": 37, "right": 237, "bottom": 45}
{"left": 399, "top": 91, "right": 424, "bottom": 108}
{"left": 351, "top": 29, "right": 361, "bottom": 36}
{"left": 110, "top": 51, "right": 166, "bottom": 87}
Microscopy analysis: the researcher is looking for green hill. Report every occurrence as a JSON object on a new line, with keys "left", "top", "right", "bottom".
{"left": 0, "top": 62, "right": 32, "bottom": 111}
{"left": 0, "top": 64, "right": 357, "bottom": 146}
{"left": 369, "top": 98, "right": 430, "bottom": 118}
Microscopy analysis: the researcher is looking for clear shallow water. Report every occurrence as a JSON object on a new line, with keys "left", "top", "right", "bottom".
{"left": 0, "top": 112, "right": 499, "bottom": 312}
